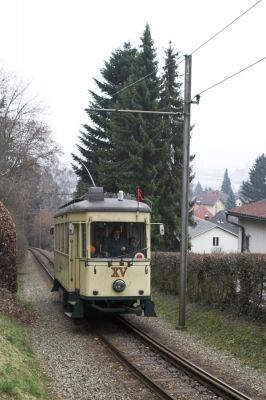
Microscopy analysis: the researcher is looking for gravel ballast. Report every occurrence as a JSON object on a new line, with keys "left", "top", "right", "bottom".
{"left": 126, "top": 314, "right": 266, "bottom": 400}
{"left": 21, "top": 252, "right": 155, "bottom": 400}
{"left": 21, "top": 252, "right": 265, "bottom": 399}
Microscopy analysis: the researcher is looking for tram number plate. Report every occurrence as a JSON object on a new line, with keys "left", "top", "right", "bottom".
{"left": 111, "top": 267, "right": 127, "bottom": 277}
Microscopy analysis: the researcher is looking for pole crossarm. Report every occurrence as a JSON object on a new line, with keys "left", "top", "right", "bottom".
{"left": 88, "top": 107, "right": 183, "bottom": 117}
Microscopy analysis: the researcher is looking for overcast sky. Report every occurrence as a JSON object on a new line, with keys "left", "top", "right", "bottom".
{"left": 0, "top": 0, "right": 265, "bottom": 190}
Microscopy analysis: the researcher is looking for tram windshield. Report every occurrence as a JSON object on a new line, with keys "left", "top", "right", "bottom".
{"left": 90, "top": 222, "right": 147, "bottom": 258}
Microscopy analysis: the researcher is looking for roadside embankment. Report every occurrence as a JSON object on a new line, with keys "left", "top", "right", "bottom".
{"left": 0, "top": 289, "right": 49, "bottom": 399}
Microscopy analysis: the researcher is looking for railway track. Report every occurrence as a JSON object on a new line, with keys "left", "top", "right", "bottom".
{"left": 114, "top": 317, "right": 252, "bottom": 400}
{"left": 97, "top": 319, "right": 253, "bottom": 400}
{"left": 30, "top": 247, "right": 253, "bottom": 400}
{"left": 29, "top": 247, "right": 54, "bottom": 280}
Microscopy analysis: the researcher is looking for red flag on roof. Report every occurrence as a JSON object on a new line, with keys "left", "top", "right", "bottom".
{"left": 137, "top": 187, "right": 142, "bottom": 202}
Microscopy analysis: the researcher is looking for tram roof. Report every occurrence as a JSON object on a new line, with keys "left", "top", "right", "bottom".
{"left": 54, "top": 197, "right": 151, "bottom": 217}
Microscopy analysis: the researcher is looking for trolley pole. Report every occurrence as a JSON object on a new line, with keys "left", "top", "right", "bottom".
{"left": 178, "top": 55, "right": 192, "bottom": 329}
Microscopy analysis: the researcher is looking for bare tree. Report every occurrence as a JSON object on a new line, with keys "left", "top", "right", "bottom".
{"left": 0, "top": 68, "right": 62, "bottom": 256}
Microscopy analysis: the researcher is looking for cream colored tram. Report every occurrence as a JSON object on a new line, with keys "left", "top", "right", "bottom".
{"left": 52, "top": 187, "right": 157, "bottom": 318}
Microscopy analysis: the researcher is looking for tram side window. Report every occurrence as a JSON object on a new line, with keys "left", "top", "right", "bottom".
{"left": 56, "top": 225, "right": 60, "bottom": 251}
{"left": 54, "top": 225, "right": 57, "bottom": 250}
{"left": 55, "top": 223, "right": 68, "bottom": 254}
{"left": 57, "top": 225, "right": 60, "bottom": 251}
{"left": 76, "top": 225, "right": 80, "bottom": 256}
{"left": 65, "top": 223, "right": 69, "bottom": 254}
{"left": 57, "top": 225, "right": 59, "bottom": 251}
{"left": 58, "top": 224, "right": 61, "bottom": 251}
{"left": 61, "top": 224, "right": 65, "bottom": 252}
{"left": 82, "top": 224, "right": 86, "bottom": 258}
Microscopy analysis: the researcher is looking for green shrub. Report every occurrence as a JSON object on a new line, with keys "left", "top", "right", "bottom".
{"left": 0, "top": 201, "right": 16, "bottom": 292}
{"left": 151, "top": 252, "right": 266, "bottom": 320}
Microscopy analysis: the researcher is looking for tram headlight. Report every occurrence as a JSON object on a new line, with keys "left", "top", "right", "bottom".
{"left": 113, "top": 279, "right": 126, "bottom": 292}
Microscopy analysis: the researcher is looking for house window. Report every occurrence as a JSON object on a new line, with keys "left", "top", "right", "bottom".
{"left": 213, "top": 237, "right": 219, "bottom": 246}
{"left": 243, "top": 234, "right": 250, "bottom": 252}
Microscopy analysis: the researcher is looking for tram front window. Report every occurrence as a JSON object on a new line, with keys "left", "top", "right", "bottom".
{"left": 90, "top": 222, "right": 147, "bottom": 258}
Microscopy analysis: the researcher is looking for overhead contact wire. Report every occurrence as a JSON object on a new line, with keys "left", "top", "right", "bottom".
{"left": 193, "top": 56, "right": 266, "bottom": 99}
{"left": 95, "top": 0, "right": 263, "bottom": 107}
{"left": 191, "top": 0, "right": 263, "bottom": 55}
{"left": 97, "top": 57, "right": 185, "bottom": 106}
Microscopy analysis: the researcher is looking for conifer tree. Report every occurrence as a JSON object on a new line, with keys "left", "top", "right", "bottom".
{"left": 194, "top": 182, "right": 203, "bottom": 196}
{"left": 101, "top": 24, "right": 164, "bottom": 211}
{"left": 221, "top": 169, "right": 232, "bottom": 194}
{"left": 72, "top": 27, "right": 195, "bottom": 249}
{"left": 241, "top": 154, "right": 266, "bottom": 202}
{"left": 72, "top": 43, "right": 137, "bottom": 194}
{"left": 157, "top": 42, "right": 184, "bottom": 248}
{"left": 226, "top": 188, "right": 236, "bottom": 209}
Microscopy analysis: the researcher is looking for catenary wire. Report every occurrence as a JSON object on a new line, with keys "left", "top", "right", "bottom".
{"left": 95, "top": 0, "right": 263, "bottom": 107}
{"left": 191, "top": 0, "right": 263, "bottom": 55}
{"left": 193, "top": 56, "right": 266, "bottom": 99}
{"left": 97, "top": 57, "right": 185, "bottom": 106}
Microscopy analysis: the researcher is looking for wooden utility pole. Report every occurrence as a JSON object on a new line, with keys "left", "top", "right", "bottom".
{"left": 90, "top": 58, "right": 196, "bottom": 329}
{"left": 178, "top": 55, "right": 192, "bottom": 329}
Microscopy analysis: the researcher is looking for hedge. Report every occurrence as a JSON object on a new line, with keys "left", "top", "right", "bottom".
{"left": 151, "top": 252, "right": 266, "bottom": 321}
{"left": 0, "top": 202, "right": 16, "bottom": 292}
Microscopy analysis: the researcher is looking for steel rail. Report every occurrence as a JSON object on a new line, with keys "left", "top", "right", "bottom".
{"left": 98, "top": 332, "right": 175, "bottom": 400}
{"left": 28, "top": 247, "right": 252, "bottom": 400}
{"left": 117, "top": 317, "right": 252, "bottom": 400}
{"left": 29, "top": 247, "right": 54, "bottom": 281}
{"left": 30, "top": 247, "right": 54, "bottom": 264}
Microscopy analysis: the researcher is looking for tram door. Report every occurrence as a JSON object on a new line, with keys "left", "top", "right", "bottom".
{"left": 68, "top": 222, "right": 80, "bottom": 292}
{"left": 71, "top": 222, "right": 86, "bottom": 292}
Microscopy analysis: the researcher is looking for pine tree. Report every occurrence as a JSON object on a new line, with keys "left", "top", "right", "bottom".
{"left": 241, "top": 154, "right": 266, "bottom": 202}
{"left": 194, "top": 182, "right": 203, "bottom": 196}
{"left": 72, "top": 43, "right": 137, "bottom": 193}
{"left": 226, "top": 188, "right": 236, "bottom": 209}
{"left": 72, "top": 28, "right": 195, "bottom": 249}
{"left": 221, "top": 169, "right": 232, "bottom": 194}
{"left": 156, "top": 42, "right": 185, "bottom": 248}
{"left": 102, "top": 24, "right": 164, "bottom": 211}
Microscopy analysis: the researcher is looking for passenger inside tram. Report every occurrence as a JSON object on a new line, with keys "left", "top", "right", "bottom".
{"left": 90, "top": 222, "right": 146, "bottom": 258}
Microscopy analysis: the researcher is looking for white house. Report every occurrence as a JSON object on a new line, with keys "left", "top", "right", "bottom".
{"left": 189, "top": 217, "right": 238, "bottom": 253}
{"left": 227, "top": 199, "right": 266, "bottom": 253}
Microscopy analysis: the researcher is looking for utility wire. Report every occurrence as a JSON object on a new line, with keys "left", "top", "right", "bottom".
{"left": 94, "top": 0, "right": 263, "bottom": 107}
{"left": 193, "top": 56, "right": 266, "bottom": 99}
{"left": 191, "top": 0, "right": 263, "bottom": 55}
{"left": 96, "top": 57, "right": 185, "bottom": 106}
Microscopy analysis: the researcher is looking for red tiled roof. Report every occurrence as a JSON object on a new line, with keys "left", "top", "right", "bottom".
{"left": 228, "top": 198, "right": 266, "bottom": 220}
{"left": 193, "top": 204, "right": 213, "bottom": 219}
{"left": 195, "top": 191, "right": 227, "bottom": 206}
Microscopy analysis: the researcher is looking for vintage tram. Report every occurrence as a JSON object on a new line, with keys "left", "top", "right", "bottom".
{"left": 52, "top": 187, "right": 162, "bottom": 318}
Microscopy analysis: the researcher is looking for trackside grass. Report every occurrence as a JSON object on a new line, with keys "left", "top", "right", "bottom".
{"left": 152, "top": 292, "right": 266, "bottom": 372}
{"left": 16, "top": 275, "right": 35, "bottom": 311}
{"left": 0, "top": 315, "right": 49, "bottom": 399}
